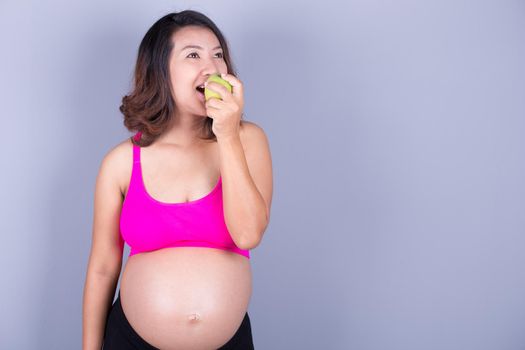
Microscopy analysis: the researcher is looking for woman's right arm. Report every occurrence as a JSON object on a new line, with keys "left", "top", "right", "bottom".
{"left": 82, "top": 145, "right": 127, "bottom": 350}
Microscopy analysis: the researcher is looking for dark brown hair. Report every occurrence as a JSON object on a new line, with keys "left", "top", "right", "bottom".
{"left": 120, "top": 10, "right": 240, "bottom": 147}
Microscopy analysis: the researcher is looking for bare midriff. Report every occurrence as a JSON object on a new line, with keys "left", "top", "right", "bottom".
{"left": 120, "top": 247, "right": 252, "bottom": 350}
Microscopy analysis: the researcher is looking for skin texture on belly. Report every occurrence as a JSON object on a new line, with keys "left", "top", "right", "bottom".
{"left": 119, "top": 247, "right": 252, "bottom": 350}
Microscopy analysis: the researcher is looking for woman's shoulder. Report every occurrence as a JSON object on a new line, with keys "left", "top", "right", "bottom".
{"left": 239, "top": 120, "right": 268, "bottom": 149}
{"left": 239, "top": 120, "right": 264, "bottom": 138}
{"left": 104, "top": 136, "right": 134, "bottom": 165}
{"left": 99, "top": 136, "right": 135, "bottom": 197}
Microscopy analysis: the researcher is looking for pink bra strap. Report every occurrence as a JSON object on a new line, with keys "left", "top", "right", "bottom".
{"left": 132, "top": 131, "right": 142, "bottom": 163}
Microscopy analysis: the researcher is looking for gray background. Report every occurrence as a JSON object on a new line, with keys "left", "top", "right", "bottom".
{"left": 1, "top": 0, "right": 524, "bottom": 349}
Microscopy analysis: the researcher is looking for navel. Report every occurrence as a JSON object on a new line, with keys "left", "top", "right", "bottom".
{"left": 187, "top": 312, "right": 201, "bottom": 322}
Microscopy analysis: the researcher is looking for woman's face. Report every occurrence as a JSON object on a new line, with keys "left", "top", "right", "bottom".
{"left": 169, "top": 25, "right": 228, "bottom": 116}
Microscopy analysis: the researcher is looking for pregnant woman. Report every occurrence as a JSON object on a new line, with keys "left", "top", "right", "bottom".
{"left": 82, "top": 10, "right": 273, "bottom": 350}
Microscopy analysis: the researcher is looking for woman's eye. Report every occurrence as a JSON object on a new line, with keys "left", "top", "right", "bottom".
{"left": 187, "top": 52, "right": 224, "bottom": 59}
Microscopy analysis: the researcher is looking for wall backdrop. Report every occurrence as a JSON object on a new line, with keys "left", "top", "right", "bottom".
{"left": 1, "top": 0, "right": 524, "bottom": 349}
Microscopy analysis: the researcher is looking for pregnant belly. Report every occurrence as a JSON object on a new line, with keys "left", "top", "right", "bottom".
{"left": 119, "top": 247, "right": 253, "bottom": 350}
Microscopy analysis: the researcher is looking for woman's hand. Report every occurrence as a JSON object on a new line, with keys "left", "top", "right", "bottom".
{"left": 204, "top": 73, "right": 244, "bottom": 139}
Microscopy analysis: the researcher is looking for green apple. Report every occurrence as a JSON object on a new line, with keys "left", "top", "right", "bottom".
{"left": 204, "top": 73, "right": 232, "bottom": 101}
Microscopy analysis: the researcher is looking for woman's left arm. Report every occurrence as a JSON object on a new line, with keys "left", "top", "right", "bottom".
{"left": 217, "top": 122, "right": 273, "bottom": 250}
{"left": 205, "top": 73, "right": 273, "bottom": 250}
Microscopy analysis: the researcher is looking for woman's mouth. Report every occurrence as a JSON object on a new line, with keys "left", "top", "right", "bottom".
{"left": 196, "top": 85, "right": 205, "bottom": 102}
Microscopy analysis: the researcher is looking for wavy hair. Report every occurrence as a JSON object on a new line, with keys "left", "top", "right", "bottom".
{"left": 120, "top": 10, "right": 240, "bottom": 147}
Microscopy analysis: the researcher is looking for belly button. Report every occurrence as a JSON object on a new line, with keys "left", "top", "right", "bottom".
{"left": 187, "top": 313, "right": 201, "bottom": 322}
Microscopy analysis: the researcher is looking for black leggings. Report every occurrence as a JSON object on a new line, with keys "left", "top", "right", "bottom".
{"left": 103, "top": 290, "right": 255, "bottom": 349}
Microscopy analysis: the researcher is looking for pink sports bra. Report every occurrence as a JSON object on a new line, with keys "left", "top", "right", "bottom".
{"left": 119, "top": 131, "right": 250, "bottom": 259}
